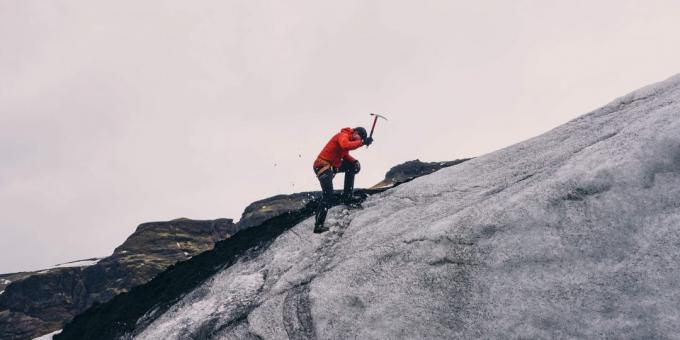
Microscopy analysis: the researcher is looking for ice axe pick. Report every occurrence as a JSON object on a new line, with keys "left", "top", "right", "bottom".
{"left": 367, "top": 113, "right": 388, "bottom": 148}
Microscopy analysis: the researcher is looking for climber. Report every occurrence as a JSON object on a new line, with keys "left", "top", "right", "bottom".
{"left": 312, "top": 127, "right": 373, "bottom": 233}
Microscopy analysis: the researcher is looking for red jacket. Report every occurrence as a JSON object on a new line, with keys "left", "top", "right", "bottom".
{"left": 314, "top": 128, "right": 363, "bottom": 168}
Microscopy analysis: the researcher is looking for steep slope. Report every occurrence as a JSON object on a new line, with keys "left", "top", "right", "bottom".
{"left": 63, "top": 74, "right": 680, "bottom": 339}
{"left": 0, "top": 218, "right": 237, "bottom": 340}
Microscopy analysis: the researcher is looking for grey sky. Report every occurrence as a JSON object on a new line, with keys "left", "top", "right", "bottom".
{"left": 1, "top": 0, "right": 679, "bottom": 273}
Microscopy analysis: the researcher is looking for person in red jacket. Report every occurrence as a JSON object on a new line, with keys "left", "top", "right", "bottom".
{"left": 312, "top": 127, "right": 373, "bottom": 233}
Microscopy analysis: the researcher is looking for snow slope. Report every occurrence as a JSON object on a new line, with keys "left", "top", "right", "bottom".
{"left": 136, "top": 75, "right": 680, "bottom": 339}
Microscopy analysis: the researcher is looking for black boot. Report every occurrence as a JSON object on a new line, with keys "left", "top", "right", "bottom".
{"left": 340, "top": 193, "right": 362, "bottom": 204}
{"left": 314, "top": 201, "right": 330, "bottom": 233}
{"left": 313, "top": 223, "right": 329, "bottom": 234}
{"left": 340, "top": 194, "right": 366, "bottom": 209}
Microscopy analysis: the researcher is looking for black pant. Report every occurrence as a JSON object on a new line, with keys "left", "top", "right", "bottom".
{"left": 313, "top": 159, "right": 357, "bottom": 227}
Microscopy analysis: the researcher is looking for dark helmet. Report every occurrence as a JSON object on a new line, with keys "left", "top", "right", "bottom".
{"left": 354, "top": 127, "right": 368, "bottom": 141}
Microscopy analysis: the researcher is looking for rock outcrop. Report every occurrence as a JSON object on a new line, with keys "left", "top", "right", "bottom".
{"left": 371, "top": 158, "right": 471, "bottom": 188}
{"left": 0, "top": 218, "right": 237, "bottom": 340}
{"left": 0, "top": 273, "right": 32, "bottom": 295}
{"left": 238, "top": 192, "right": 320, "bottom": 229}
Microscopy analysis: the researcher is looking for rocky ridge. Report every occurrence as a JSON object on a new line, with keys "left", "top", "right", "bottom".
{"left": 0, "top": 218, "right": 238, "bottom": 340}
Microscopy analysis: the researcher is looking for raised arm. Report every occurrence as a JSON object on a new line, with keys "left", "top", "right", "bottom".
{"left": 338, "top": 133, "right": 363, "bottom": 151}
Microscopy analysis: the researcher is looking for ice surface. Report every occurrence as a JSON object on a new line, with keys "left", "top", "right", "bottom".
{"left": 134, "top": 75, "right": 680, "bottom": 339}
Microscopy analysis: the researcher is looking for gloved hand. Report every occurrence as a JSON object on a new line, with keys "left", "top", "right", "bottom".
{"left": 363, "top": 137, "right": 374, "bottom": 146}
{"left": 353, "top": 160, "right": 361, "bottom": 174}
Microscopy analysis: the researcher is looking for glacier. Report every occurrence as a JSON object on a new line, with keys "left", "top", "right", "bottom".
{"left": 66, "top": 75, "right": 680, "bottom": 339}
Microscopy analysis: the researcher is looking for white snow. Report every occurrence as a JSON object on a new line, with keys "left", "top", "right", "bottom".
{"left": 0, "top": 290, "right": 4, "bottom": 295}
{"left": 134, "top": 75, "right": 680, "bottom": 339}
{"left": 30, "top": 258, "right": 102, "bottom": 274}
{"left": 32, "top": 329, "right": 61, "bottom": 340}
{"left": 0, "top": 279, "right": 10, "bottom": 285}
{"left": 53, "top": 258, "right": 101, "bottom": 268}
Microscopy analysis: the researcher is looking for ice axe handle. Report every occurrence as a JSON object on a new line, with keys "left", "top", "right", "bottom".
{"left": 367, "top": 113, "right": 388, "bottom": 148}
{"left": 369, "top": 115, "right": 378, "bottom": 138}
{"left": 366, "top": 114, "right": 379, "bottom": 148}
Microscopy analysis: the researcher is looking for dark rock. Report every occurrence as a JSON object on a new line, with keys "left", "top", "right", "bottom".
{"left": 0, "top": 309, "right": 59, "bottom": 340}
{"left": 0, "top": 273, "right": 32, "bottom": 293}
{"left": 237, "top": 192, "right": 320, "bottom": 229}
{"left": 0, "top": 218, "right": 237, "bottom": 340}
{"left": 372, "top": 158, "right": 471, "bottom": 188}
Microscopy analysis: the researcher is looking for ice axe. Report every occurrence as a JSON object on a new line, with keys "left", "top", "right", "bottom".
{"left": 367, "top": 113, "right": 388, "bottom": 147}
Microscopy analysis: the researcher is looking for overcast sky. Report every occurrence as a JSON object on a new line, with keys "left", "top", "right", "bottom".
{"left": 1, "top": 0, "right": 679, "bottom": 273}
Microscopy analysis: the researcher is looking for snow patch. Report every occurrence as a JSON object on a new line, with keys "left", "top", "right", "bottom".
{"left": 32, "top": 329, "right": 61, "bottom": 340}
{"left": 53, "top": 258, "right": 101, "bottom": 268}
{"left": 136, "top": 267, "right": 266, "bottom": 339}
{"left": 0, "top": 279, "right": 10, "bottom": 285}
